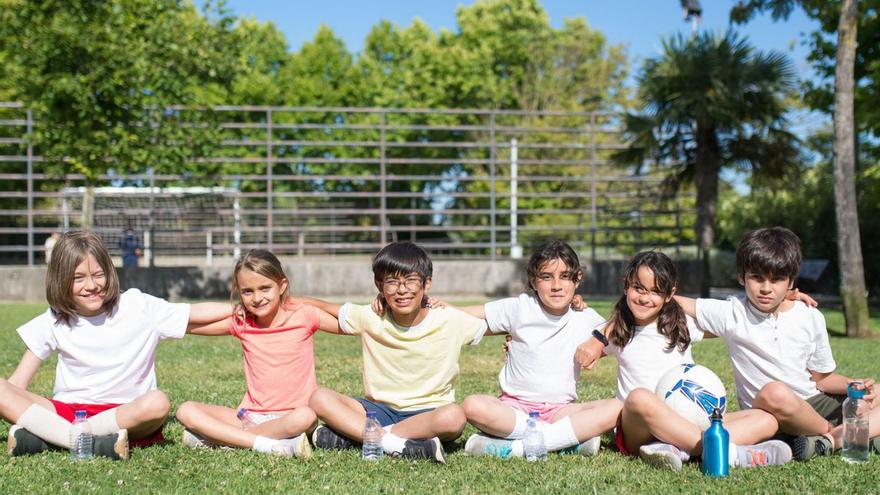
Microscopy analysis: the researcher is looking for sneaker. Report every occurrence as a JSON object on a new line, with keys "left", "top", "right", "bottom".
{"left": 871, "top": 436, "right": 880, "bottom": 455}
{"left": 576, "top": 436, "right": 601, "bottom": 457}
{"left": 272, "top": 433, "right": 312, "bottom": 459}
{"left": 464, "top": 433, "right": 519, "bottom": 459}
{"left": 182, "top": 429, "right": 212, "bottom": 449}
{"left": 734, "top": 440, "right": 791, "bottom": 468}
{"left": 93, "top": 429, "right": 130, "bottom": 461}
{"left": 397, "top": 437, "right": 446, "bottom": 464}
{"left": 311, "top": 425, "right": 356, "bottom": 451}
{"left": 639, "top": 442, "right": 686, "bottom": 472}
{"left": 792, "top": 434, "right": 833, "bottom": 461}
{"left": 7, "top": 425, "right": 50, "bottom": 457}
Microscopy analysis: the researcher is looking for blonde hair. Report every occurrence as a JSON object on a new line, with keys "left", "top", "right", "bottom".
{"left": 230, "top": 249, "right": 290, "bottom": 330}
{"left": 46, "top": 230, "right": 120, "bottom": 325}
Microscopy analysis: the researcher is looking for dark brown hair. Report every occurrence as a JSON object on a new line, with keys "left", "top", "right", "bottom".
{"left": 736, "top": 227, "right": 801, "bottom": 284}
{"left": 46, "top": 230, "right": 120, "bottom": 325}
{"left": 606, "top": 251, "right": 690, "bottom": 353}
{"left": 525, "top": 240, "right": 584, "bottom": 292}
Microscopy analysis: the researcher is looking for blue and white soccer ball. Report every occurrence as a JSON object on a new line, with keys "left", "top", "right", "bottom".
{"left": 654, "top": 363, "right": 727, "bottom": 430}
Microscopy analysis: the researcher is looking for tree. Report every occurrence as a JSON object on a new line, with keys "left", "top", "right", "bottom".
{"left": 0, "top": 0, "right": 239, "bottom": 228}
{"left": 616, "top": 31, "right": 799, "bottom": 296}
{"left": 732, "top": 0, "right": 870, "bottom": 336}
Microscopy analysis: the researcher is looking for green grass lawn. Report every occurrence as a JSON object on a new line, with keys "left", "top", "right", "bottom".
{"left": 1, "top": 300, "right": 878, "bottom": 494}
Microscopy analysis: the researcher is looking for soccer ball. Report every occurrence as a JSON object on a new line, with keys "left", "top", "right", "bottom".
{"left": 654, "top": 363, "right": 727, "bottom": 430}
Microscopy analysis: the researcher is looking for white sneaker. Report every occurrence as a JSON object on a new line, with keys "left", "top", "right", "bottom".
{"left": 639, "top": 442, "right": 687, "bottom": 472}
{"left": 182, "top": 429, "right": 213, "bottom": 449}
{"left": 464, "top": 433, "right": 521, "bottom": 459}
{"left": 576, "top": 436, "right": 601, "bottom": 457}
{"left": 734, "top": 440, "right": 792, "bottom": 468}
{"left": 272, "top": 433, "right": 312, "bottom": 459}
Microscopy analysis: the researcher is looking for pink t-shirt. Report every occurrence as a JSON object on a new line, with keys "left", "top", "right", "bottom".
{"left": 228, "top": 301, "right": 320, "bottom": 412}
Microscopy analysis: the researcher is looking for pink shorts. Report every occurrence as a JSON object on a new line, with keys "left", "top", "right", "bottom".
{"left": 50, "top": 399, "right": 165, "bottom": 448}
{"left": 499, "top": 393, "right": 570, "bottom": 423}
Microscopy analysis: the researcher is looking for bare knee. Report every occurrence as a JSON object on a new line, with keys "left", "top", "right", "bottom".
{"left": 434, "top": 404, "right": 467, "bottom": 435}
{"left": 282, "top": 407, "right": 318, "bottom": 435}
{"left": 139, "top": 390, "right": 171, "bottom": 422}
{"left": 174, "top": 401, "right": 200, "bottom": 428}
{"left": 462, "top": 395, "right": 492, "bottom": 424}
{"left": 753, "top": 382, "right": 797, "bottom": 415}
{"left": 308, "top": 388, "right": 336, "bottom": 415}
{"left": 623, "top": 388, "right": 658, "bottom": 418}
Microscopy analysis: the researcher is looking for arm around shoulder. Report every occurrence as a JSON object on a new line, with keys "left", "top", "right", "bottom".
{"left": 188, "top": 302, "right": 234, "bottom": 325}
{"left": 187, "top": 317, "right": 233, "bottom": 336}
{"left": 289, "top": 296, "right": 342, "bottom": 318}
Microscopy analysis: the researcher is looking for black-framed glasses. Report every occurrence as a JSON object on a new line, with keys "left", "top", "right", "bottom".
{"left": 382, "top": 276, "right": 423, "bottom": 293}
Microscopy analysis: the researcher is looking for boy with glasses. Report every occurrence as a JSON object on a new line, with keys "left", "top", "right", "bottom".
{"left": 294, "top": 242, "right": 487, "bottom": 463}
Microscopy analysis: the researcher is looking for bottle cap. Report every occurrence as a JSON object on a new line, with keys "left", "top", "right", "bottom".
{"left": 237, "top": 408, "right": 247, "bottom": 419}
{"left": 710, "top": 407, "right": 723, "bottom": 421}
{"left": 366, "top": 411, "right": 378, "bottom": 419}
{"left": 528, "top": 411, "right": 540, "bottom": 419}
{"left": 74, "top": 410, "right": 87, "bottom": 419}
{"left": 847, "top": 382, "right": 866, "bottom": 399}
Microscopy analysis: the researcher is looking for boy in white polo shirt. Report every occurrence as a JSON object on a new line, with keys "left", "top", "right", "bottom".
{"left": 680, "top": 227, "right": 879, "bottom": 461}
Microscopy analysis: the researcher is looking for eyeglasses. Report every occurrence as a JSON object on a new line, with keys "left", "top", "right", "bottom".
{"left": 382, "top": 276, "right": 423, "bottom": 293}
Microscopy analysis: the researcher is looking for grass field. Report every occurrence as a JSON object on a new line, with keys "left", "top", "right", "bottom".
{"left": 1, "top": 300, "right": 878, "bottom": 494}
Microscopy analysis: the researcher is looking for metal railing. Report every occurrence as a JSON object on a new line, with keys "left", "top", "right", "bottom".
{"left": 0, "top": 102, "right": 695, "bottom": 264}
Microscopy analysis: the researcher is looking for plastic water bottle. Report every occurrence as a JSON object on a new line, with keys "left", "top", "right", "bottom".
{"left": 69, "top": 410, "right": 93, "bottom": 460}
{"left": 701, "top": 407, "right": 729, "bottom": 477}
{"left": 523, "top": 411, "right": 547, "bottom": 462}
{"left": 362, "top": 411, "right": 384, "bottom": 461}
{"left": 237, "top": 408, "right": 257, "bottom": 430}
{"left": 843, "top": 381, "right": 870, "bottom": 464}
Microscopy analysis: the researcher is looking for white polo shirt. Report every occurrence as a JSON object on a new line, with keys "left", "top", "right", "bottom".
{"left": 696, "top": 296, "right": 835, "bottom": 408}
{"left": 17, "top": 289, "right": 190, "bottom": 404}
{"left": 484, "top": 293, "right": 606, "bottom": 404}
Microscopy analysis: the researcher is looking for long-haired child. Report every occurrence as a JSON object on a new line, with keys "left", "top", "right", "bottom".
{"left": 1, "top": 230, "right": 231, "bottom": 459}
{"left": 178, "top": 249, "right": 341, "bottom": 457}
{"left": 598, "top": 251, "right": 791, "bottom": 471}
{"left": 461, "top": 240, "right": 621, "bottom": 458}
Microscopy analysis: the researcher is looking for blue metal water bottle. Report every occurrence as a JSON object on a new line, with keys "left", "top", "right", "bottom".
{"left": 702, "top": 407, "right": 729, "bottom": 477}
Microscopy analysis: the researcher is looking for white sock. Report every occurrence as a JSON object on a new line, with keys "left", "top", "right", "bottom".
{"left": 85, "top": 408, "right": 120, "bottom": 435}
{"left": 252, "top": 435, "right": 277, "bottom": 453}
{"left": 16, "top": 404, "right": 72, "bottom": 449}
{"left": 540, "top": 417, "right": 580, "bottom": 451}
{"left": 728, "top": 441, "right": 739, "bottom": 467}
{"left": 505, "top": 409, "right": 530, "bottom": 440}
{"left": 381, "top": 425, "right": 407, "bottom": 455}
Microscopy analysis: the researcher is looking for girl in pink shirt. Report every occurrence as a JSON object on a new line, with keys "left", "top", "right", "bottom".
{"left": 178, "top": 249, "right": 340, "bottom": 457}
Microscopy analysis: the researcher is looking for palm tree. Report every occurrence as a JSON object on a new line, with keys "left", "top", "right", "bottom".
{"left": 616, "top": 31, "right": 799, "bottom": 296}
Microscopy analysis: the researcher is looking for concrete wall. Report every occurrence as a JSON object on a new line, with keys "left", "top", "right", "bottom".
{"left": 0, "top": 259, "right": 702, "bottom": 302}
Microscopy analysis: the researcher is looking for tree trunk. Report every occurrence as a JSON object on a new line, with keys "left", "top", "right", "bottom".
{"left": 81, "top": 185, "right": 95, "bottom": 230}
{"left": 694, "top": 123, "right": 720, "bottom": 297}
{"left": 833, "top": 0, "right": 870, "bottom": 337}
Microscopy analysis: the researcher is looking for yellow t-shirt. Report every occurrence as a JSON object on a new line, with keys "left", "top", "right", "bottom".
{"left": 338, "top": 303, "right": 488, "bottom": 411}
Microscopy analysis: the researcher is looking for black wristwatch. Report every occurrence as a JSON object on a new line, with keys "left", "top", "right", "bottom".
{"left": 592, "top": 329, "right": 609, "bottom": 347}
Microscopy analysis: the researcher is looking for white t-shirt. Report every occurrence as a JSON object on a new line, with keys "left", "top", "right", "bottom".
{"left": 484, "top": 293, "right": 605, "bottom": 404}
{"left": 696, "top": 296, "right": 835, "bottom": 409}
{"left": 604, "top": 316, "right": 704, "bottom": 401}
{"left": 16, "top": 288, "right": 190, "bottom": 404}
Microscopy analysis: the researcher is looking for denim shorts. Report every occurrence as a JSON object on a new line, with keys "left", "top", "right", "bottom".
{"left": 356, "top": 398, "right": 434, "bottom": 427}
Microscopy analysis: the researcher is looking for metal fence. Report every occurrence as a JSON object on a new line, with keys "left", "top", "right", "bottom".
{"left": 0, "top": 102, "right": 695, "bottom": 265}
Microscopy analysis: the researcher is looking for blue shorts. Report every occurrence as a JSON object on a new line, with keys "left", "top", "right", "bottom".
{"left": 356, "top": 398, "right": 434, "bottom": 427}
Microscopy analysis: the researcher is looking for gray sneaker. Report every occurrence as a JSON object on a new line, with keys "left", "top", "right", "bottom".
{"left": 7, "top": 425, "right": 50, "bottom": 457}
{"left": 639, "top": 442, "right": 685, "bottom": 472}
{"left": 792, "top": 435, "right": 833, "bottom": 461}
{"left": 734, "top": 440, "right": 791, "bottom": 468}
{"left": 398, "top": 437, "right": 446, "bottom": 464}
{"left": 93, "top": 429, "right": 129, "bottom": 461}
{"left": 872, "top": 436, "right": 880, "bottom": 455}
{"left": 311, "top": 425, "right": 356, "bottom": 451}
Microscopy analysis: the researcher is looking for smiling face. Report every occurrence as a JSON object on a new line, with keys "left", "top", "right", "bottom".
{"left": 377, "top": 271, "right": 432, "bottom": 324}
{"left": 624, "top": 265, "right": 672, "bottom": 326}
{"left": 70, "top": 254, "right": 107, "bottom": 317}
{"left": 236, "top": 268, "right": 288, "bottom": 326}
{"left": 740, "top": 271, "right": 792, "bottom": 314}
{"left": 530, "top": 258, "right": 580, "bottom": 316}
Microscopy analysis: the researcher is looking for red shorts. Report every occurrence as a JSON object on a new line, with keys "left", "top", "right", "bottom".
{"left": 50, "top": 400, "right": 165, "bottom": 448}
{"left": 615, "top": 416, "right": 635, "bottom": 457}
